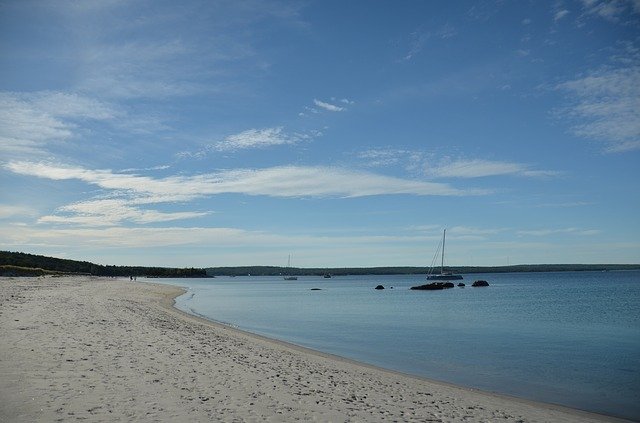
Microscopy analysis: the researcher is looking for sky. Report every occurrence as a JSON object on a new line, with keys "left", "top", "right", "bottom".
{"left": 1, "top": 0, "right": 639, "bottom": 268}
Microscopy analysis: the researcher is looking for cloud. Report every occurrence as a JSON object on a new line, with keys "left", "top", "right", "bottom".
{"left": 38, "top": 199, "right": 207, "bottom": 226}
{"left": 554, "top": 9, "right": 570, "bottom": 21}
{"left": 448, "top": 226, "right": 507, "bottom": 236}
{"left": 517, "top": 227, "right": 601, "bottom": 236}
{"left": 580, "top": 0, "right": 639, "bottom": 21}
{"left": 357, "top": 149, "right": 410, "bottom": 167}
{"left": 6, "top": 161, "right": 486, "bottom": 202}
{"left": 213, "top": 127, "right": 304, "bottom": 151}
{"left": 0, "top": 91, "right": 118, "bottom": 158}
{"left": 0, "top": 205, "right": 37, "bottom": 219}
{"left": 556, "top": 64, "right": 640, "bottom": 152}
{"left": 425, "top": 159, "right": 560, "bottom": 178}
{"left": 178, "top": 127, "right": 318, "bottom": 158}
{"left": 402, "top": 30, "right": 430, "bottom": 61}
{"left": 313, "top": 99, "right": 345, "bottom": 112}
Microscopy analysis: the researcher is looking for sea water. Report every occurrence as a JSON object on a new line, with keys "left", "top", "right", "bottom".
{"left": 156, "top": 271, "right": 640, "bottom": 420}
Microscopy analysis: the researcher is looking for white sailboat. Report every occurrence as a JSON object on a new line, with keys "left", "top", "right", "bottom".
{"left": 426, "top": 229, "right": 463, "bottom": 281}
{"left": 283, "top": 254, "right": 298, "bottom": 280}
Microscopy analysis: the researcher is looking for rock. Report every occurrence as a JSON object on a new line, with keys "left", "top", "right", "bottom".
{"left": 374, "top": 285, "right": 385, "bottom": 290}
{"left": 472, "top": 280, "right": 489, "bottom": 287}
{"left": 410, "top": 282, "right": 455, "bottom": 290}
{"left": 458, "top": 283, "right": 465, "bottom": 287}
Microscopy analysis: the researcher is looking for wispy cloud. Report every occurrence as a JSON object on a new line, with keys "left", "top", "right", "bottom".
{"left": 38, "top": 199, "right": 207, "bottom": 226}
{"left": 554, "top": 9, "right": 570, "bottom": 21}
{"left": 213, "top": 127, "right": 305, "bottom": 151}
{"left": 402, "top": 30, "right": 429, "bottom": 61}
{"left": 0, "top": 205, "right": 37, "bottom": 219}
{"left": 556, "top": 64, "right": 640, "bottom": 152}
{"left": 357, "top": 149, "right": 412, "bottom": 167}
{"left": 579, "top": 0, "right": 640, "bottom": 22}
{"left": 313, "top": 99, "right": 345, "bottom": 112}
{"left": 6, "top": 161, "right": 486, "bottom": 205}
{"left": 177, "top": 127, "right": 318, "bottom": 158}
{"left": 517, "top": 227, "right": 601, "bottom": 236}
{"left": 425, "top": 159, "right": 560, "bottom": 178}
{"left": 0, "top": 91, "right": 118, "bottom": 158}
{"left": 448, "top": 226, "right": 508, "bottom": 236}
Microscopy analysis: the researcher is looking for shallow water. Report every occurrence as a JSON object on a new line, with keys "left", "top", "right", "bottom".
{"left": 158, "top": 271, "right": 640, "bottom": 420}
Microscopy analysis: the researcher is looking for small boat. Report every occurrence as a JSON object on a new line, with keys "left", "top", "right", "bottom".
{"left": 283, "top": 254, "right": 298, "bottom": 281}
{"left": 323, "top": 273, "right": 332, "bottom": 278}
{"left": 426, "top": 229, "right": 463, "bottom": 281}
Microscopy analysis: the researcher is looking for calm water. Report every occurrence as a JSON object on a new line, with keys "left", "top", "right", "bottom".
{"left": 156, "top": 271, "right": 640, "bottom": 420}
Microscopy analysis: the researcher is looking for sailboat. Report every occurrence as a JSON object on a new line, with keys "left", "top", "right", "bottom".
{"left": 283, "top": 254, "right": 298, "bottom": 281}
{"left": 426, "top": 229, "right": 463, "bottom": 281}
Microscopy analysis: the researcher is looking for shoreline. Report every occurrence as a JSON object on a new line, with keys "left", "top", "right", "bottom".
{"left": 1, "top": 276, "right": 631, "bottom": 422}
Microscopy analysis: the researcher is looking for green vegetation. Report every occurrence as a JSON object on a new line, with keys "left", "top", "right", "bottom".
{"left": 0, "top": 251, "right": 209, "bottom": 278}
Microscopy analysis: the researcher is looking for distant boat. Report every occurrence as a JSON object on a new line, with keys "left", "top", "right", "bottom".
{"left": 323, "top": 274, "right": 332, "bottom": 278}
{"left": 426, "top": 229, "right": 463, "bottom": 281}
{"left": 283, "top": 254, "right": 298, "bottom": 281}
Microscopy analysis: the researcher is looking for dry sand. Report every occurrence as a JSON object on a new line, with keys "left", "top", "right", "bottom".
{"left": 0, "top": 276, "right": 628, "bottom": 422}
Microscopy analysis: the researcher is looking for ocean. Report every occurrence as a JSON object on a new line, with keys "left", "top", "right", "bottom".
{"left": 156, "top": 271, "right": 640, "bottom": 420}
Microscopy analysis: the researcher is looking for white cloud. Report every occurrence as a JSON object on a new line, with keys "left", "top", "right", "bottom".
{"left": 38, "top": 199, "right": 207, "bottom": 226}
{"left": 557, "top": 64, "right": 640, "bottom": 152}
{"left": 357, "top": 149, "right": 409, "bottom": 167}
{"left": 517, "top": 228, "right": 601, "bottom": 236}
{"left": 554, "top": 9, "right": 570, "bottom": 21}
{"left": 0, "top": 205, "right": 37, "bottom": 219}
{"left": 426, "top": 159, "right": 559, "bottom": 178}
{"left": 448, "top": 226, "right": 507, "bottom": 236}
{"left": 580, "top": 0, "right": 639, "bottom": 21}
{"left": 213, "top": 127, "right": 303, "bottom": 151}
{"left": 313, "top": 99, "right": 345, "bottom": 112}
{"left": 6, "top": 161, "right": 486, "bottom": 202}
{"left": 402, "top": 29, "right": 429, "bottom": 61}
{"left": 0, "top": 91, "right": 118, "bottom": 158}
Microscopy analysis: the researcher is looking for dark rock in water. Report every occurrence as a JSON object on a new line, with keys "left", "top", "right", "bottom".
{"left": 472, "top": 280, "right": 489, "bottom": 287}
{"left": 310, "top": 288, "right": 322, "bottom": 291}
{"left": 410, "top": 282, "right": 455, "bottom": 290}
{"left": 374, "top": 285, "right": 385, "bottom": 290}
{"left": 458, "top": 282, "right": 465, "bottom": 287}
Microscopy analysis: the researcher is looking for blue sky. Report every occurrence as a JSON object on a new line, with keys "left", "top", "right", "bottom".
{"left": 1, "top": 0, "right": 639, "bottom": 267}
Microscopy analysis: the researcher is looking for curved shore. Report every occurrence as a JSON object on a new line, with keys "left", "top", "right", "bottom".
{"left": 0, "top": 277, "right": 630, "bottom": 422}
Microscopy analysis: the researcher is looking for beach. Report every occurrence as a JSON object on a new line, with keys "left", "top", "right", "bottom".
{"left": 0, "top": 277, "right": 628, "bottom": 422}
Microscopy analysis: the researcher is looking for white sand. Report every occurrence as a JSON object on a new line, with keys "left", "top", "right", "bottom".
{"left": 0, "top": 276, "right": 628, "bottom": 422}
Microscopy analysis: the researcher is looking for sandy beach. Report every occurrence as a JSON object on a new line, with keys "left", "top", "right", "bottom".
{"left": 0, "top": 277, "right": 628, "bottom": 422}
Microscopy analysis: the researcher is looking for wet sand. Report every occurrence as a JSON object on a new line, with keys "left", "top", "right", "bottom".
{"left": 0, "top": 276, "right": 629, "bottom": 422}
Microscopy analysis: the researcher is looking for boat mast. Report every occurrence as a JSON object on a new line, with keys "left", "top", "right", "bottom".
{"left": 441, "top": 229, "right": 446, "bottom": 274}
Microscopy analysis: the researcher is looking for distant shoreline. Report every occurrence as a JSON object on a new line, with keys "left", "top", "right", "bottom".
{"left": 2, "top": 250, "right": 639, "bottom": 278}
{"left": 206, "top": 264, "right": 640, "bottom": 277}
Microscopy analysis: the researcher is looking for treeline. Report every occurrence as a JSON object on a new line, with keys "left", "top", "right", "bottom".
{"left": 0, "top": 251, "right": 209, "bottom": 278}
{"left": 207, "top": 263, "right": 640, "bottom": 277}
